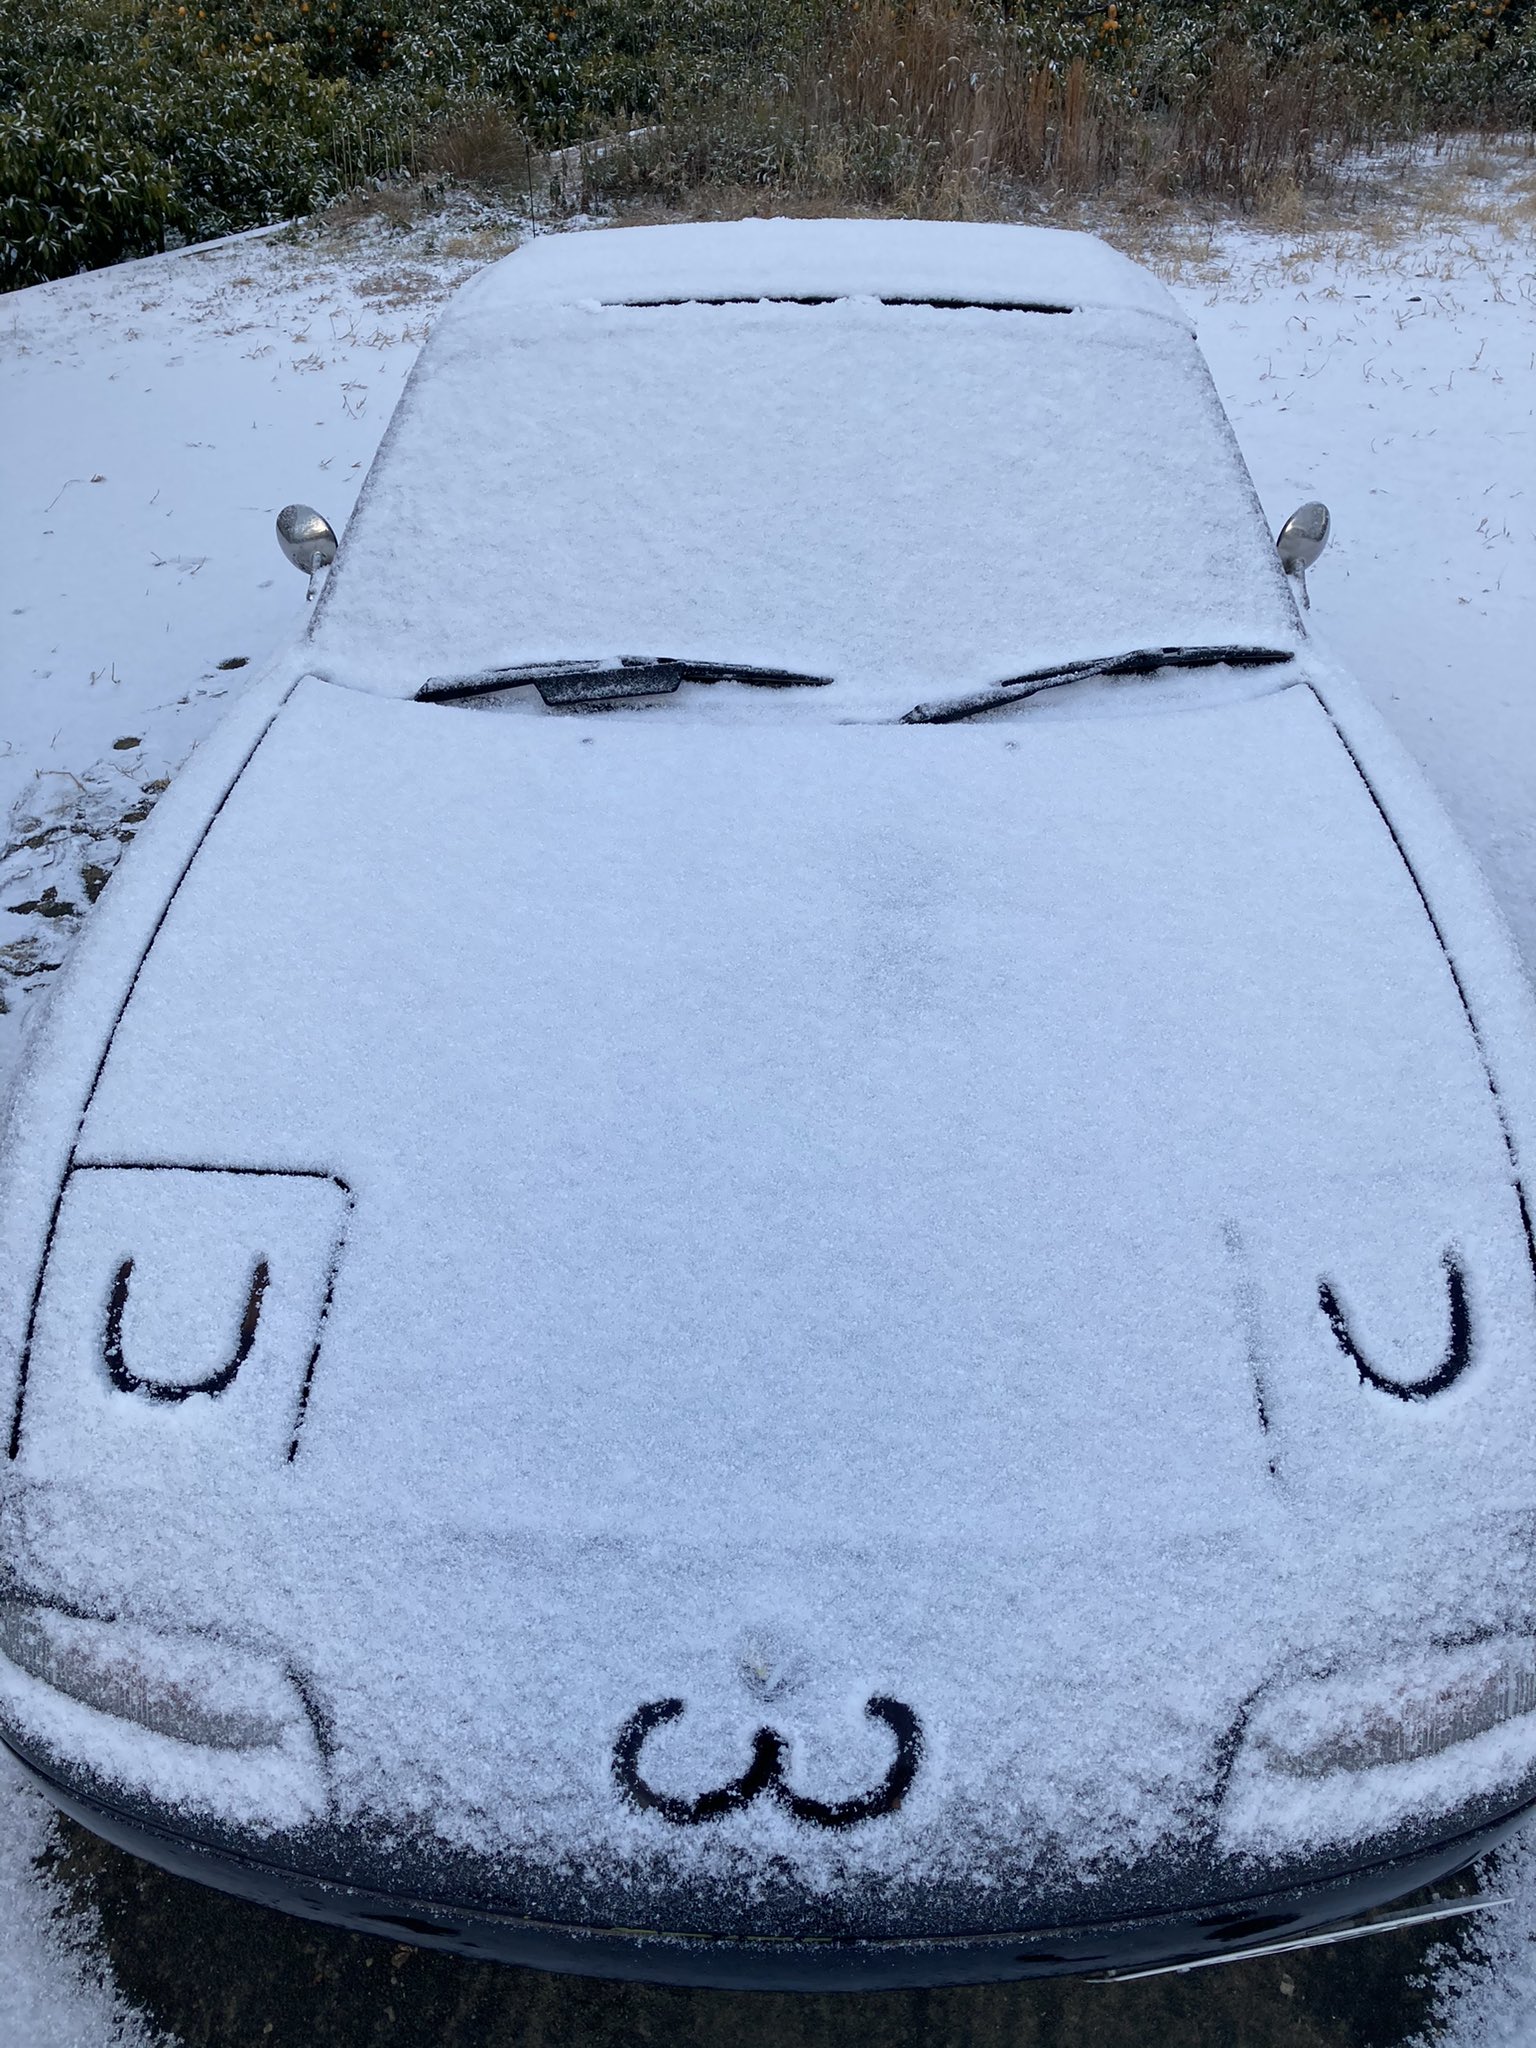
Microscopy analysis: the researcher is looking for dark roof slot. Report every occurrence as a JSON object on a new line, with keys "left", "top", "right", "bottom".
{"left": 611, "top": 295, "right": 1074, "bottom": 314}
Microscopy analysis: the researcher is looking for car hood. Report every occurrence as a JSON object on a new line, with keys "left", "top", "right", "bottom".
{"left": 8, "top": 673, "right": 1536, "bottom": 1924}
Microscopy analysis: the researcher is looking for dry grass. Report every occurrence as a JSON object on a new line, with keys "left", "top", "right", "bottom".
{"left": 353, "top": 265, "right": 447, "bottom": 306}
{"left": 577, "top": 128, "right": 1536, "bottom": 306}
{"left": 318, "top": 181, "right": 449, "bottom": 233}
{"left": 290, "top": 9, "right": 1535, "bottom": 292}
{"left": 440, "top": 226, "right": 526, "bottom": 261}
{"left": 418, "top": 106, "right": 534, "bottom": 192}
{"left": 1404, "top": 143, "right": 1536, "bottom": 235}
{"left": 296, "top": 5, "right": 1536, "bottom": 260}
{"left": 579, "top": 1, "right": 1388, "bottom": 222}
{"left": 313, "top": 110, "right": 537, "bottom": 242}
{"left": 1089, "top": 132, "right": 1536, "bottom": 304}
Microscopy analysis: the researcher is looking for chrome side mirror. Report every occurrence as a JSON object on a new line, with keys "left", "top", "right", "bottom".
{"left": 1276, "top": 501, "right": 1330, "bottom": 610}
{"left": 276, "top": 504, "right": 338, "bottom": 601}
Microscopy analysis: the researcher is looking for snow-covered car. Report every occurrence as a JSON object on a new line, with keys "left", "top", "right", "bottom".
{"left": 3, "top": 218, "right": 1536, "bottom": 1989}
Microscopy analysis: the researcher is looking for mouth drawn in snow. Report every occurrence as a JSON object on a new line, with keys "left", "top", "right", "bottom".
{"left": 613, "top": 1695, "right": 924, "bottom": 1830}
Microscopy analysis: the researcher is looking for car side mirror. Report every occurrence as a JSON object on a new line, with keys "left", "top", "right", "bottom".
{"left": 1276, "top": 501, "right": 1330, "bottom": 610}
{"left": 276, "top": 504, "right": 338, "bottom": 601}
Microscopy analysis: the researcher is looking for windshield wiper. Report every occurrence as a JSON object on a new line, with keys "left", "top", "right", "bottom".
{"left": 420, "top": 656, "right": 833, "bottom": 707}
{"left": 900, "top": 644, "right": 1295, "bottom": 725}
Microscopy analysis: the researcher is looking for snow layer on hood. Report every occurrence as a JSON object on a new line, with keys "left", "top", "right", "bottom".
{"left": 1221, "top": 1635, "right": 1536, "bottom": 1859}
{"left": 24, "top": 1165, "right": 349, "bottom": 1472}
{"left": 7, "top": 673, "right": 1536, "bottom": 1906}
{"left": 0, "top": 1635, "right": 326, "bottom": 1834}
{"left": 449, "top": 217, "right": 1186, "bottom": 321}
{"left": 308, "top": 275, "right": 1296, "bottom": 705}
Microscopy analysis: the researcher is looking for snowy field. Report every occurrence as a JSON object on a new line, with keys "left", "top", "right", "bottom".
{"left": 1, "top": 162, "right": 1533, "bottom": 2041}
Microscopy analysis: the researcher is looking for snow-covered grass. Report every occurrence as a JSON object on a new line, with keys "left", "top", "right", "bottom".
{"left": 0, "top": 159, "right": 1533, "bottom": 2038}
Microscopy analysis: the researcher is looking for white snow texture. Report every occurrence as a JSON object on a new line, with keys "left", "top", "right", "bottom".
{"left": 1, "top": 184, "right": 1534, "bottom": 2035}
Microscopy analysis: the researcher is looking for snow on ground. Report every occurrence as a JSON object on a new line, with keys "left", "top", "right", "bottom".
{"left": 0, "top": 158, "right": 1533, "bottom": 2037}
{"left": 0, "top": 199, "right": 520, "bottom": 1072}
{"left": 0, "top": 205, "right": 511, "bottom": 809}
{"left": 1163, "top": 184, "right": 1536, "bottom": 973}
{"left": 1431, "top": 1824, "right": 1536, "bottom": 2045}
{"left": 0, "top": 1750, "right": 160, "bottom": 2047}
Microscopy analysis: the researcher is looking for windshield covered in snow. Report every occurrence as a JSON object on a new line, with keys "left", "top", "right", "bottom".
{"left": 308, "top": 295, "right": 1299, "bottom": 719}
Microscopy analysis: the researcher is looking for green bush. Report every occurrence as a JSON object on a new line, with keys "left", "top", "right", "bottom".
{"left": 2, "top": 0, "right": 1534, "bottom": 288}
{"left": 0, "top": 1, "right": 367, "bottom": 283}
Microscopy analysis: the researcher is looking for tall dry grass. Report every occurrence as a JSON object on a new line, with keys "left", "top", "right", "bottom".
{"left": 578, "top": 0, "right": 1398, "bottom": 219}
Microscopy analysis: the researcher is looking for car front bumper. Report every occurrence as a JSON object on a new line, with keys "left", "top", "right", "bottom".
{"left": 7, "top": 1731, "right": 1528, "bottom": 1990}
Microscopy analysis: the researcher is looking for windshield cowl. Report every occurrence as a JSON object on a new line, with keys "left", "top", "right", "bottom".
{"left": 414, "top": 647, "right": 1296, "bottom": 721}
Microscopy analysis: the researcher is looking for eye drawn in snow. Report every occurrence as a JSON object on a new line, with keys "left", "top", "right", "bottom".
{"left": 103, "top": 1253, "right": 270, "bottom": 1402}
{"left": 613, "top": 1695, "right": 923, "bottom": 1829}
{"left": 1317, "top": 1251, "right": 1473, "bottom": 1402}
{"left": 13, "top": 1164, "right": 352, "bottom": 1467}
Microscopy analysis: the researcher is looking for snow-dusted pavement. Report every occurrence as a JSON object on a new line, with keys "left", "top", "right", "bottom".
{"left": 1, "top": 166, "right": 1533, "bottom": 2040}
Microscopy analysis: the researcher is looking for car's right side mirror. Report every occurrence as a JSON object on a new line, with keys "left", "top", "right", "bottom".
{"left": 1276, "top": 501, "right": 1330, "bottom": 609}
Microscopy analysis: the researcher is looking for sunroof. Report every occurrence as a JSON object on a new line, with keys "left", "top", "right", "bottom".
{"left": 613, "top": 295, "right": 1074, "bottom": 313}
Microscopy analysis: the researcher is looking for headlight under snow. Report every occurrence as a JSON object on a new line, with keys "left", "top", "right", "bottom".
{"left": 0, "top": 1600, "right": 298, "bottom": 1752}
{"left": 1248, "top": 1636, "right": 1536, "bottom": 1779}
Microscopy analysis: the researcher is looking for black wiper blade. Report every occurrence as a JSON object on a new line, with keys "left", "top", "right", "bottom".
{"left": 900, "top": 645, "right": 1295, "bottom": 725}
{"left": 420, "top": 657, "right": 833, "bottom": 707}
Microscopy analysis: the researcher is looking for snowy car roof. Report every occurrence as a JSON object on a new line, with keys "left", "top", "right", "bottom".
{"left": 450, "top": 218, "right": 1187, "bottom": 322}
{"left": 307, "top": 224, "right": 1296, "bottom": 708}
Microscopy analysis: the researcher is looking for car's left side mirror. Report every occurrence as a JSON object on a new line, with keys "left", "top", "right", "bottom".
{"left": 276, "top": 504, "right": 338, "bottom": 602}
{"left": 1276, "top": 501, "right": 1330, "bottom": 610}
